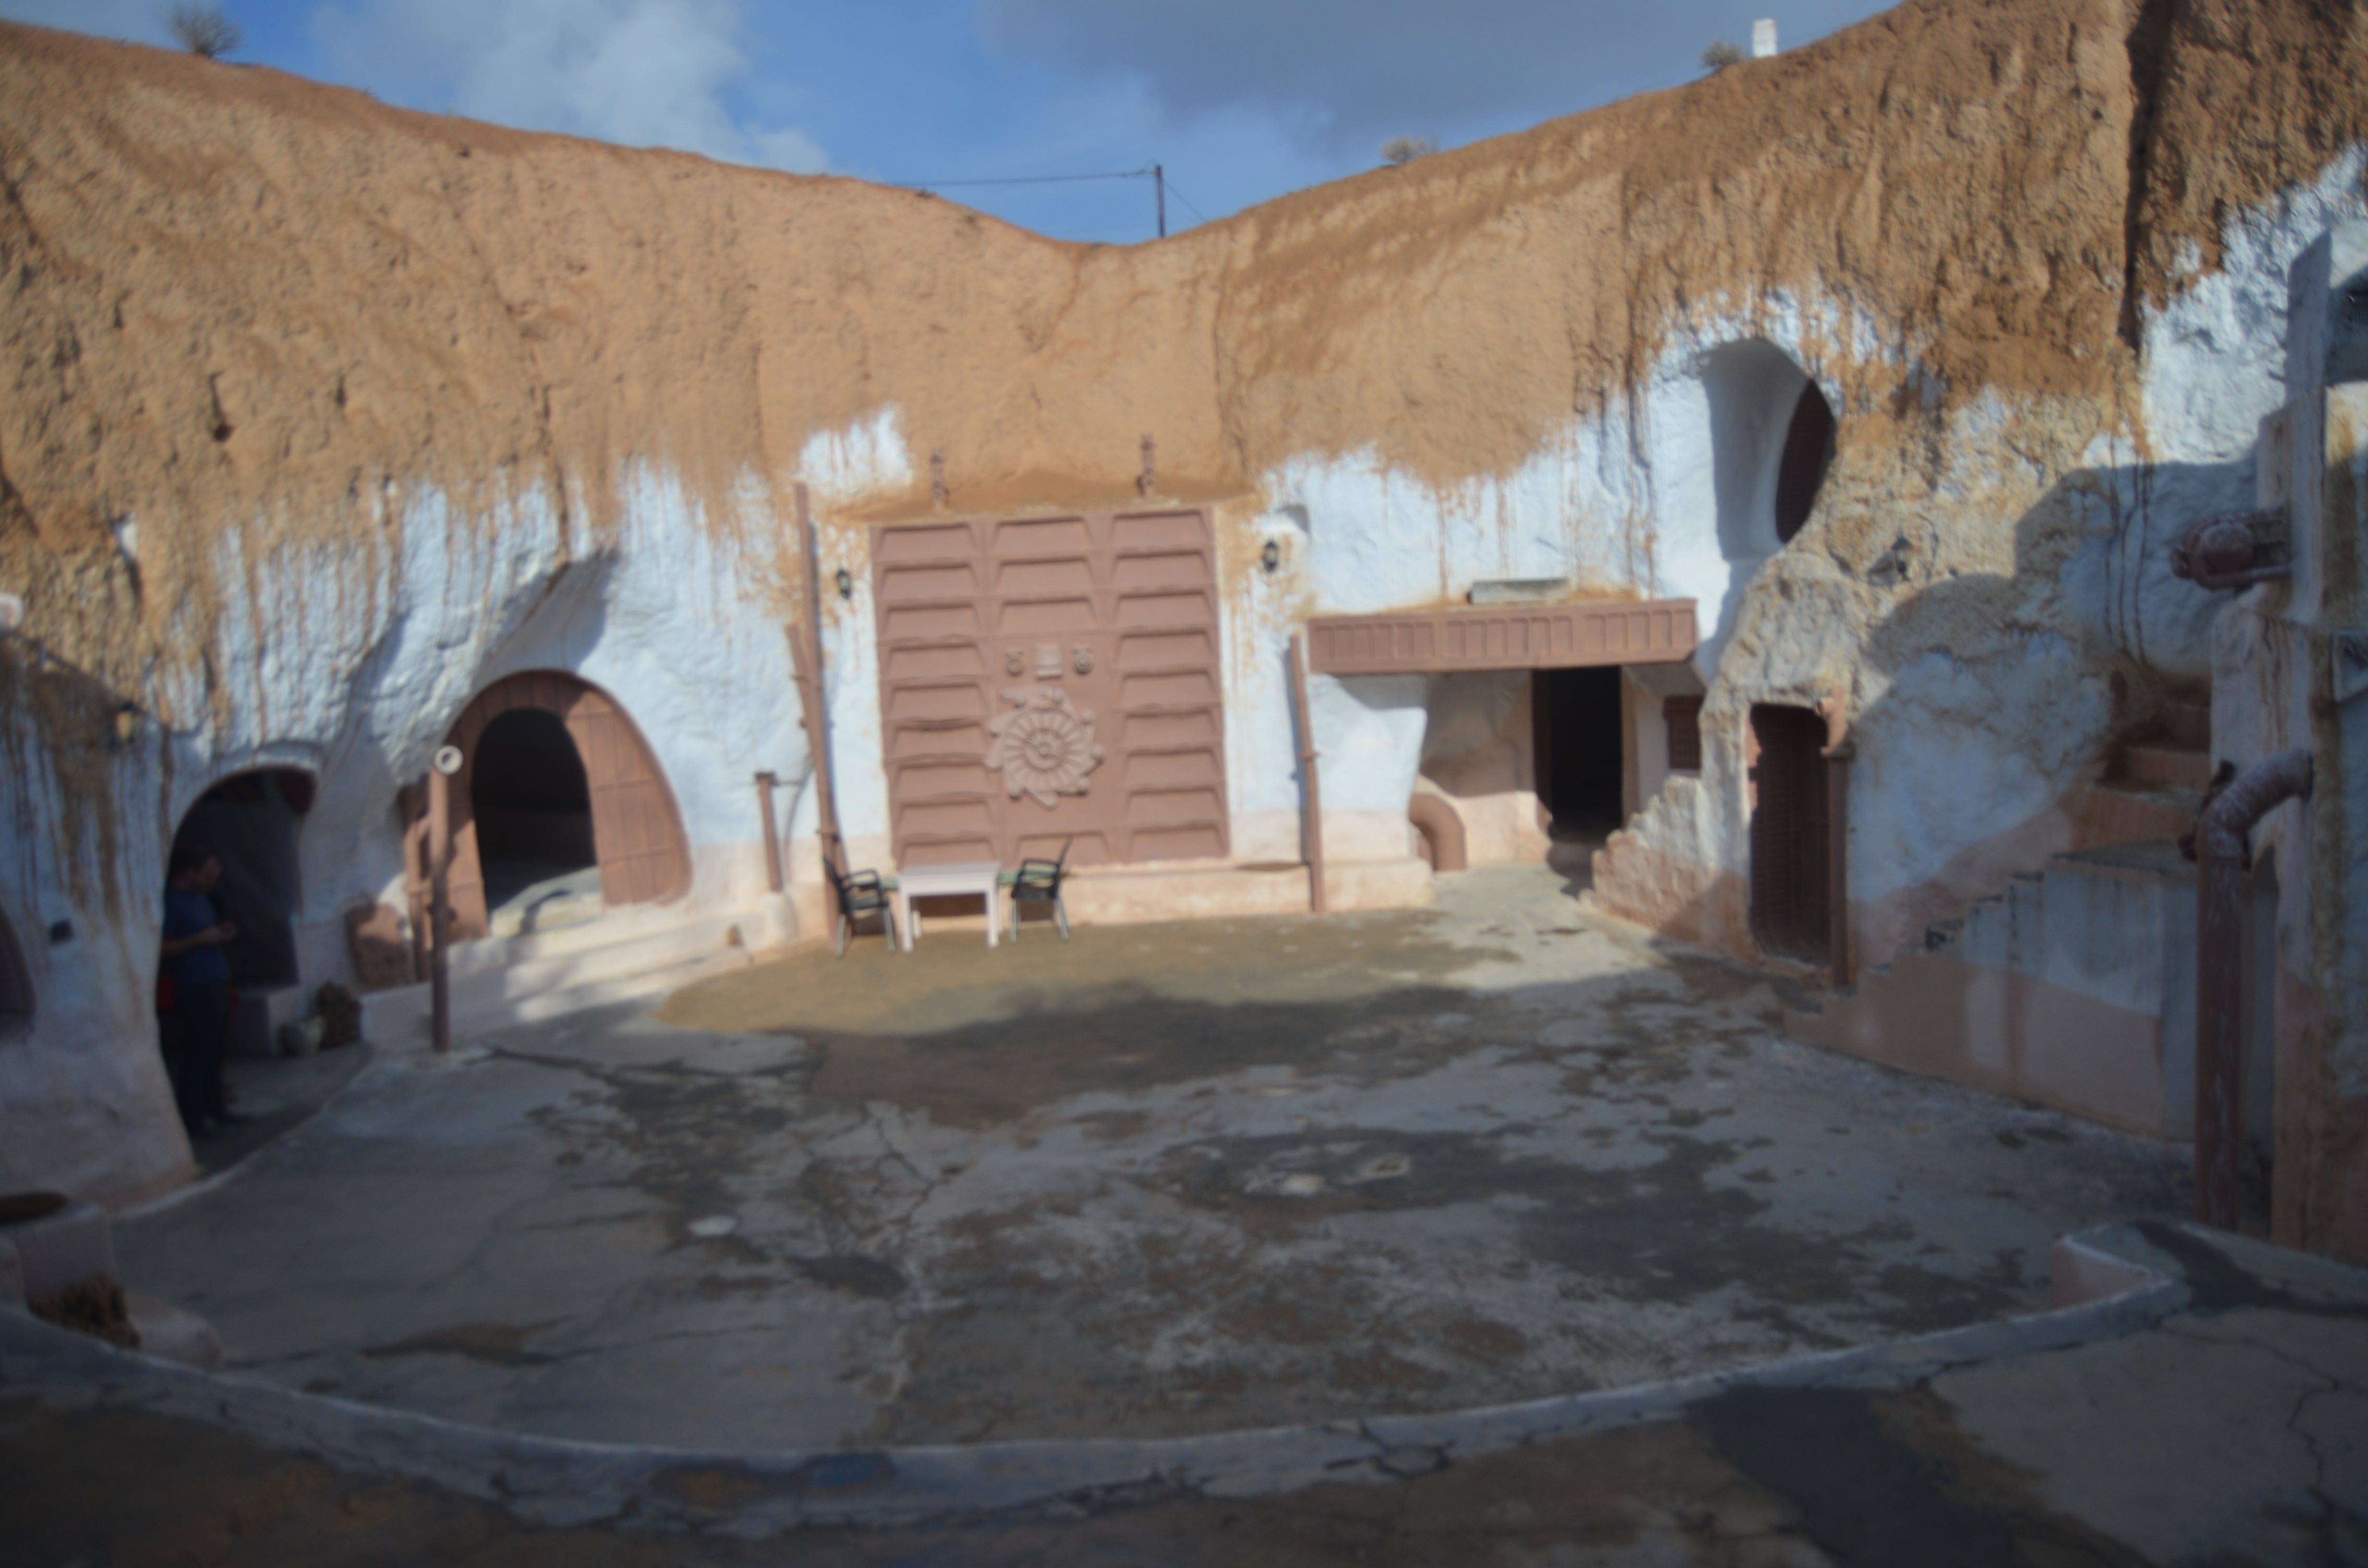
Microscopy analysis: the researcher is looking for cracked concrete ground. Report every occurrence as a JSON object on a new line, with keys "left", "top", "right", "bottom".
{"left": 108, "top": 866, "right": 2188, "bottom": 1453}
{"left": 6, "top": 1224, "right": 2364, "bottom": 1563}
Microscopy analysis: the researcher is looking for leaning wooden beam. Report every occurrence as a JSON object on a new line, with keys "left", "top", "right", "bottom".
{"left": 792, "top": 482, "right": 845, "bottom": 910}
{"left": 1287, "top": 634, "right": 1327, "bottom": 914}
{"left": 754, "top": 771, "right": 784, "bottom": 894}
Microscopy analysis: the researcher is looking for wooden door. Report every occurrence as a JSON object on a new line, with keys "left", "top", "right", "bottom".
{"left": 1748, "top": 703, "right": 1830, "bottom": 960}
{"left": 429, "top": 671, "right": 692, "bottom": 942}
{"left": 873, "top": 510, "right": 1229, "bottom": 870}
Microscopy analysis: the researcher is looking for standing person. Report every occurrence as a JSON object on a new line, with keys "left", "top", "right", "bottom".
{"left": 160, "top": 843, "right": 245, "bottom": 1137}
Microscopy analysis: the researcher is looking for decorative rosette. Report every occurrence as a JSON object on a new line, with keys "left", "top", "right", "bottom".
{"left": 985, "top": 687, "right": 1105, "bottom": 808}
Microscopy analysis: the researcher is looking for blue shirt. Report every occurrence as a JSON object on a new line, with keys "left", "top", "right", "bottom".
{"left": 161, "top": 887, "right": 231, "bottom": 987}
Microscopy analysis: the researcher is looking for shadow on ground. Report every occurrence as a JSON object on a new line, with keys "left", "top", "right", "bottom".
{"left": 113, "top": 870, "right": 2186, "bottom": 1452}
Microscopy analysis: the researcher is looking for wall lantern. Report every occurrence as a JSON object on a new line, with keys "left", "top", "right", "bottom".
{"left": 109, "top": 702, "right": 140, "bottom": 750}
{"left": 835, "top": 568, "right": 854, "bottom": 600}
{"left": 1261, "top": 539, "right": 1282, "bottom": 574}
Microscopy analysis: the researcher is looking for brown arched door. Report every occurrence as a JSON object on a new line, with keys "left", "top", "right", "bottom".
{"left": 419, "top": 672, "right": 691, "bottom": 942}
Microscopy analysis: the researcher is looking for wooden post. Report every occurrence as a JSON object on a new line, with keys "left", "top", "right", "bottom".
{"left": 1819, "top": 689, "right": 1853, "bottom": 990}
{"left": 794, "top": 483, "right": 846, "bottom": 905}
{"left": 427, "top": 752, "right": 456, "bottom": 1054}
{"left": 755, "top": 771, "right": 783, "bottom": 894}
{"left": 1288, "top": 634, "right": 1327, "bottom": 913}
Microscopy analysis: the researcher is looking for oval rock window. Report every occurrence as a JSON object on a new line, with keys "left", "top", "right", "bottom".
{"left": 1774, "top": 381, "right": 1838, "bottom": 545}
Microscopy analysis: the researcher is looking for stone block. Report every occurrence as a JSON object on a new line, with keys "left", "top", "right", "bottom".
{"left": 345, "top": 901, "right": 415, "bottom": 992}
{"left": 0, "top": 1197, "right": 116, "bottom": 1300}
{"left": 125, "top": 1292, "right": 222, "bottom": 1369}
{"left": 227, "top": 988, "right": 288, "bottom": 1059}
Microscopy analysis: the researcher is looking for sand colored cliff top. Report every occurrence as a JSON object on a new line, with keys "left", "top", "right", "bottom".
{"left": 0, "top": 0, "right": 2363, "bottom": 721}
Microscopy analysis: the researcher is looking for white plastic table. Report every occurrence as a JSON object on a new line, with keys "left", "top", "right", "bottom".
{"left": 894, "top": 860, "right": 1002, "bottom": 949}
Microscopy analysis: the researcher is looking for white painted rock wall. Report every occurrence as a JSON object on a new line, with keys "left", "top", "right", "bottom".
{"left": 0, "top": 466, "right": 809, "bottom": 1205}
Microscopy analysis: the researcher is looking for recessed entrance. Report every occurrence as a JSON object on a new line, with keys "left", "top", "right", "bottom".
{"left": 421, "top": 672, "right": 692, "bottom": 942}
{"left": 0, "top": 900, "right": 31, "bottom": 1040}
{"left": 169, "top": 767, "right": 316, "bottom": 989}
{"left": 1533, "top": 667, "right": 1625, "bottom": 838}
{"left": 2241, "top": 854, "right": 2279, "bottom": 1236}
{"left": 1748, "top": 704, "right": 1830, "bottom": 962}
{"left": 470, "top": 708, "right": 598, "bottom": 915}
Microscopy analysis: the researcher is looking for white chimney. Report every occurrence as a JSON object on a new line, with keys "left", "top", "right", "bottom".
{"left": 1752, "top": 19, "right": 1778, "bottom": 57}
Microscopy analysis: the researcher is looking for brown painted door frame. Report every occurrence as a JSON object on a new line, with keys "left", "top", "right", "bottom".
{"left": 407, "top": 670, "right": 693, "bottom": 943}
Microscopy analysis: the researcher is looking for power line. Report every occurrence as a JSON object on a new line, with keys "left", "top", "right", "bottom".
{"left": 1161, "top": 176, "right": 1213, "bottom": 229}
{"left": 888, "top": 167, "right": 1155, "bottom": 190}
{"left": 887, "top": 164, "right": 1217, "bottom": 238}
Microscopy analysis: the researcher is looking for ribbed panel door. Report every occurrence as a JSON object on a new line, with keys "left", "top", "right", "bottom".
{"left": 873, "top": 510, "right": 1228, "bottom": 870}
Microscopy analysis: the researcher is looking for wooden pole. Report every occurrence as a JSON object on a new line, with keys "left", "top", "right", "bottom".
{"left": 755, "top": 770, "right": 783, "bottom": 894}
{"left": 427, "top": 759, "right": 454, "bottom": 1054}
{"left": 1819, "top": 689, "right": 1853, "bottom": 991}
{"left": 794, "top": 483, "right": 846, "bottom": 902}
{"left": 1288, "top": 634, "right": 1327, "bottom": 914}
{"left": 1824, "top": 747, "right": 1853, "bottom": 988}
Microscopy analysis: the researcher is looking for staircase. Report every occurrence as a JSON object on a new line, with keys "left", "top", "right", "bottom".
{"left": 2063, "top": 699, "right": 2211, "bottom": 849}
{"left": 1791, "top": 840, "right": 2196, "bottom": 1139}
{"left": 359, "top": 904, "right": 757, "bottom": 1049}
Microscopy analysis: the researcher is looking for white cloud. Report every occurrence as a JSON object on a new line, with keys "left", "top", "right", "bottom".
{"left": 309, "top": 0, "right": 827, "bottom": 172}
{"left": 980, "top": 0, "right": 1896, "bottom": 157}
{"left": 0, "top": 0, "right": 171, "bottom": 45}
{"left": 749, "top": 124, "right": 827, "bottom": 176}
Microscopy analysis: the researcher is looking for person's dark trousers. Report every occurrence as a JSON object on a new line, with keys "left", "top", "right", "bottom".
{"left": 172, "top": 981, "right": 233, "bottom": 1131}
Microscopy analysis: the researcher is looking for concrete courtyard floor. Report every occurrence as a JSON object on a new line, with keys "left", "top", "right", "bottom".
{"left": 110, "top": 865, "right": 2189, "bottom": 1452}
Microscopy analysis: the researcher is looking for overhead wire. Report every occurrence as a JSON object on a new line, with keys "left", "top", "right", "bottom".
{"left": 886, "top": 167, "right": 1155, "bottom": 190}
{"left": 884, "top": 164, "right": 1220, "bottom": 235}
{"left": 1159, "top": 177, "right": 1213, "bottom": 229}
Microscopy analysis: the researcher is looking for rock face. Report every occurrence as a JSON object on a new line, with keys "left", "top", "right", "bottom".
{"left": 0, "top": 0, "right": 2364, "bottom": 1218}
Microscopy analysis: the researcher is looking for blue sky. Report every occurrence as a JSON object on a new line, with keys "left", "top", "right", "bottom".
{"left": 7, "top": 0, "right": 1895, "bottom": 243}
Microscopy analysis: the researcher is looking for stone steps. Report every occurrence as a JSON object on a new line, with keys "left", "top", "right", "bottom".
{"left": 2117, "top": 740, "right": 2212, "bottom": 792}
{"left": 1793, "top": 840, "right": 2195, "bottom": 1139}
{"left": 2104, "top": 698, "right": 2213, "bottom": 794}
{"left": 360, "top": 908, "right": 755, "bottom": 1048}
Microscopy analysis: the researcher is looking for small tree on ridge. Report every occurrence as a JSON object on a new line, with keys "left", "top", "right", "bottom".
{"left": 167, "top": 4, "right": 242, "bottom": 59}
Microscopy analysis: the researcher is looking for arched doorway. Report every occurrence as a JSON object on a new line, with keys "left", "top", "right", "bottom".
{"left": 419, "top": 672, "right": 691, "bottom": 942}
{"left": 471, "top": 707, "right": 599, "bottom": 919}
{"left": 169, "top": 767, "right": 317, "bottom": 989}
{"left": 0, "top": 900, "right": 32, "bottom": 1041}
